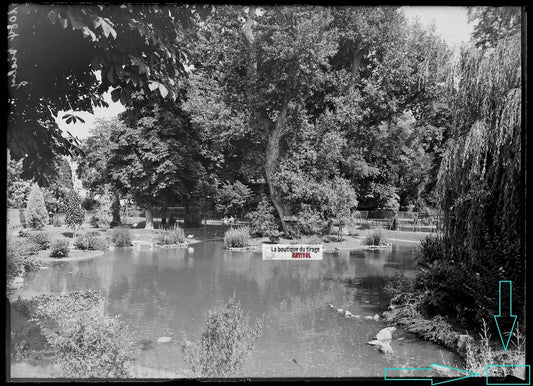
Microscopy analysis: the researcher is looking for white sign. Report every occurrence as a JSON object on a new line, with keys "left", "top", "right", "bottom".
{"left": 262, "top": 244, "right": 323, "bottom": 260}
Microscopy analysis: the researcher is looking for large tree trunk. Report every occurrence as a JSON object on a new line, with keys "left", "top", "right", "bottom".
{"left": 243, "top": 7, "right": 289, "bottom": 234}
{"left": 111, "top": 194, "right": 121, "bottom": 225}
{"left": 184, "top": 202, "right": 202, "bottom": 228}
{"left": 262, "top": 97, "right": 290, "bottom": 234}
{"left": 145, "top": 208, "right": 154, "bottom": 229}
{"left": 351, "top": 43, "right": 364, "bottom": 88}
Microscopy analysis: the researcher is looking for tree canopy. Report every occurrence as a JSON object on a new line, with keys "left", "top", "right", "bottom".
{"left": 7, "top": 3, "right": 211, "bottom": 181}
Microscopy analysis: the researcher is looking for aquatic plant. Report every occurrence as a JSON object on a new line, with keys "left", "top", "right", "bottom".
{"left": 157, "top": 224, "right": 185, "bottom": 245}
{"left": 182, "top": 294, "right": 263, "bottom": 377}
{"left": 364, "top": 228, "right": 388, "bottom": 246}
{"left": 224, "top": 226, "right": 251, "bottom": 248}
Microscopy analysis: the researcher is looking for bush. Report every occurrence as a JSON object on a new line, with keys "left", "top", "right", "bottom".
{"left": 23, "top": 291, "right": 137, "bottom": 378}
{"left": 156, "top": 225, "right": 185, "bottom": 245}
{"left": 224, "top": 226, "right": 251, "bottom": 248}
{"left": 183, "top": 294, "right": 263, "bottom": 377}
{"left": 50, "top": 238, "right": 71, "bottom": 258}
{"left": 74, "top": 232, "right": 108, "bottom": 251}
{"left": 27, "top": 231, "right": 51, "bottom": 250}
{"left": 25, "top": 183, "right": 49, "bottom": 230}
{"left": 53, "top": 217, "right": 62, "bottom": 227}
{"left": 417, "top": 235, "right": 447, "bottom": 266}
{"left": 109, "top": 227, "right": 131, "bottom": 248}
{"left": 364, "top": 228, "right": 388, "bottom": 246}
{"left": 245, "top": 198, "right": 277, "bottom": 237}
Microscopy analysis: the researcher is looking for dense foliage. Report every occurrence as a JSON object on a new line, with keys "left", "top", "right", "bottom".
{"left": 8, "top": 4, "right": 212, "bottom": 181}
{"left": 415, "top": 33, "right": 522, "bottom": 331}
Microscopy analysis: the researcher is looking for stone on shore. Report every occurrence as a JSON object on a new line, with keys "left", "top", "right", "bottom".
{"left": 374, "top": 327, "right": 396, "bottom": 340}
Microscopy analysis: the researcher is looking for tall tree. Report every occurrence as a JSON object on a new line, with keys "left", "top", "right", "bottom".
{"left": 184, "top": 6, "right": 338, "bottom": 232}
{"left": 106, "top": 94, "right": 209, "bottom": 228}
{"left": 434, "top": 34, "right": 522, "bottom": 328}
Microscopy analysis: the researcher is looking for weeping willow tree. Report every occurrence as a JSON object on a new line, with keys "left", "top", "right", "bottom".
{"left": 434, "top": 33, "right": 522, "bottom": 329}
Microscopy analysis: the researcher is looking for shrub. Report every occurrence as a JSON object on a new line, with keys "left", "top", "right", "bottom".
{"left": 27, "top": 231, "right": 51, "bottom": 250}
{"left": 384, "top": 271, "right": 415, "bottom": 298}
{"left": 25, "top": 183, "right": 49, "bottom": 230}
{"left": 224, "top": 226, "right": 251, "bottom": 248}
{"left": 25, "top": 291, "right": 137, "bottom": 378}
{"left": 109, "top": 227, "right": 131, "bottom": 248}
{"left": 183, "top": 294, "right": 263, "bottom": 377}
{"left": 364, "top": 228, "right": 388, "bottom": 246}
{"left": 417, "top": 235, "right": 447, "bottom": 267}
{"left": 50, "top": 238, "right": 71, "bottom": 258}
{"left": 245, "top": 198, "right": 277, "bottom": 237}
{"left": 53, "top": 217, "right": 62, "bottom": 227}
{"left": 74, "top": 232, "right": 108, "bottom": 251}
{"left": 157, "top": 225, "right": 185, "bottom": 245}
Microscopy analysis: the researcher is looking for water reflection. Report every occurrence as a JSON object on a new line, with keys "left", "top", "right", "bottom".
{"left": 19, "top": 241, "right": 461, "bottom": 377}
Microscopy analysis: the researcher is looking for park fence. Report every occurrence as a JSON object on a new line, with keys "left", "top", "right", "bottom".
{"left": 353, "top": 209, "right": 442, "bottom": 233}
{"left": 6, "top": 208, "right": 25, "bottom": 233}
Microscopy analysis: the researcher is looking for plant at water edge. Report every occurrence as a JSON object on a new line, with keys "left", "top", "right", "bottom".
{"left": 364, "top": 227, "right": 388, "bottom": 246}
{"left": 464, "top": 319, "right": 526, "bottom": 379}
{"left": 182, "top": 294, "right": 263, "bottom": 377}
{"left": 26, "top": 291, "right": 137, "bottom": 378}
{"left": 224, "top": 226, "right": 251, "bottom": 248}
{"left": 157, "top": 224, "right": 185, "bottom": 245}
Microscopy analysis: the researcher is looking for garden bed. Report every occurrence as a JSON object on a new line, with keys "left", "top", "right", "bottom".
{"left": 35, "top": 249, "right": 105, "bottom": 262}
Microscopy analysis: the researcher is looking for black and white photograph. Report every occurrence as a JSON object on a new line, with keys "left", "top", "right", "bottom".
{"left": 5, "top": 4, "right": 526, "bottom": 382}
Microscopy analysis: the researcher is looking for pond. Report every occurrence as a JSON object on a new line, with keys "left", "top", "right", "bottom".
{"left": 17, "top": 241, "right": 462, "bottom": 378}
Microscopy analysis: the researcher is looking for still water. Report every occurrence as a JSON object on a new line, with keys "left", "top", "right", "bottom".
{"left": 20, "top": 241, "right": 461, "bottom": 378}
